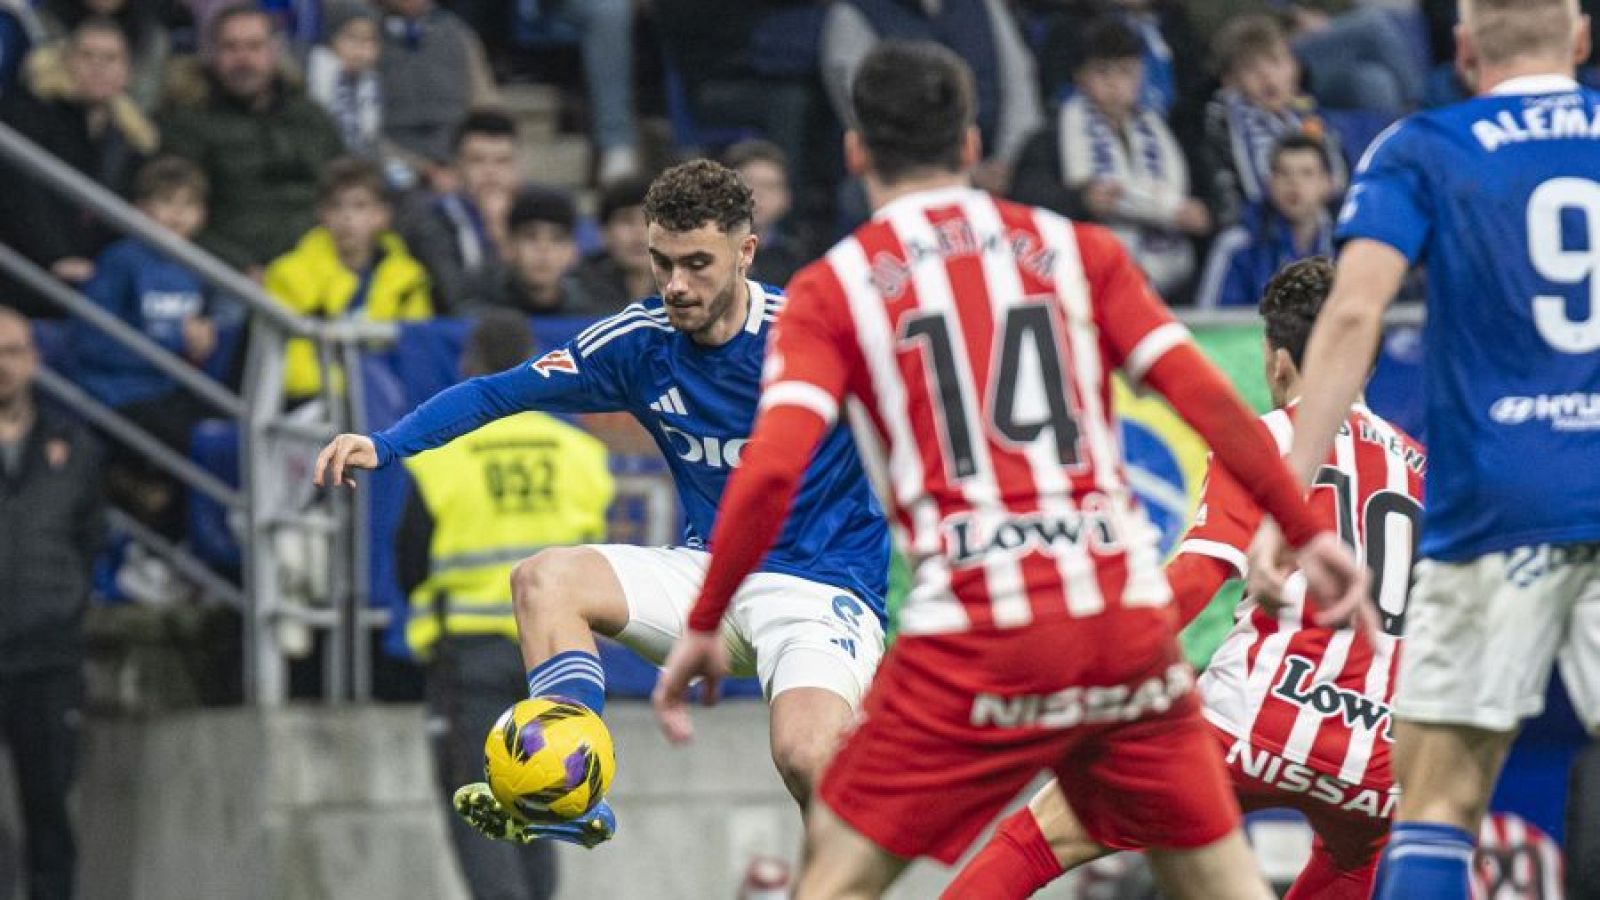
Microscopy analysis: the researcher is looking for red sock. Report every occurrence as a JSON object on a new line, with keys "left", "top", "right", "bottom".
{"left": 943, "top": 808, "right": 1065, "bottom": 899}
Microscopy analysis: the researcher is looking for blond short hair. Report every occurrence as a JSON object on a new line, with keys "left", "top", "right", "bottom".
{"left": 1461, "top": 0, "right": 1580, "bottom": 66}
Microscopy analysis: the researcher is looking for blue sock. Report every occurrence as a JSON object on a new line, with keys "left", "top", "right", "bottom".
{"left": 525, "top": 650, "right": 606, "bottom": 715}
{"left": 1375, "top": 822, "right": 1475, "bottom": 899}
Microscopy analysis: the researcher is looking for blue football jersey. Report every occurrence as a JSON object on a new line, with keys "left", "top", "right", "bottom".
{"left": 373, "top": 283, "right": 890, "bottom": 617}
{"left": 1336, "top": 75, "right": 1600, "bottom": 561}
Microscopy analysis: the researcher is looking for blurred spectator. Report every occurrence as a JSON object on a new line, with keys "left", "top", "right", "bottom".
{"left": 0, "top": 306, "right": 106, "bottom": 900}
{"left": 572, "top": 174, "right": 651, "bottom": 312}
{"left": 821, "top": 0, "right": 1042, "bottom": 193}
{"left": 400, "top": 108, "right": 519, "bottom": 314}
{"left": 1201, "top": 14, "right": 1346, "bottom": 229}
{"left": 265, "top": 157, "right": 431, "bottom": 403}
{"left": 0, "top": 17, "right": 155, "bottom": 316}
{"left": 466, "top": 185, "right": 601, "bottom": 316}
{"left": 72, "top": 155, "right": 214, "bottom": 536}
{"left": 376, "top": 0, "right": 496, "bottom": 172}
{"left": 1029, "top": 0, "right": 1209, "bottom": 150}
{"left": 1012, "top": 17, "right": 1207, "bottom": 299}
{"left": 501, "top": 0, "right": 639, "bottom": 183}
{"left": 305, "top": 0, "right": 384, "bottom": 159}
{"left": 37, "top": 0, "right": 170, "bottom": 110}
{"left": 724, "top": 139, "right": 803, "bottom": 287}
{"left": 1281, "top": 1, "right": 1424, "bottom": 115}
{"left": 158, "top": 4, "right": 344, "bottom": 271}
{"left": 655, "top": 0, "right": 828, "bottom": 221}
{"left": 0, "top": 0, "right": 45, "bottom": 96}
{"left": 1194, "top": 133, "right": 1334, "bottom": 309}
{"left": 398, "top": 310, "right": 612, "bottom": 900}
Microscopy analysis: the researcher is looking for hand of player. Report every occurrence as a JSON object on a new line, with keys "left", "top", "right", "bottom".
{"left": 1245, "top": 520, "right": 1295, "bottom": 614}
{"left": 652, "top": 629, "right": 729, "bottom": 746}
{"left": 1296, "top": 531, "right": 1376, "bottom": 635}
{"left": 313, "top": 433, "right": 379, "bottom": 488}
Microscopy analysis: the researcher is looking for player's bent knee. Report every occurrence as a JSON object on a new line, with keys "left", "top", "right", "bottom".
{"left": 771, "top": 732, "right": 831, "bottom": 801}
{"left": 513, "top": 548, "right": 597, "bottom": 621}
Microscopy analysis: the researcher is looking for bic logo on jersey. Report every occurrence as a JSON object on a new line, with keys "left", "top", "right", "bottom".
{"left": 659, "top": 423, "right": 747, "bottom": 469}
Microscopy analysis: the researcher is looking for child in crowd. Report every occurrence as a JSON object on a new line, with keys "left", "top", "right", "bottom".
{"left": 723, "top": 139, "right": 804, "bottom": 287}
{"left": 306, "top": 0, "right": 383, "bottom": 160}
{"left": 266, "top": 156, "right": 431, "bottom": 404}
{"left": 573, "top": 174, "right": 652, "bottom": 313}
{"left": 470, "top": 185, "right": 599, "bottom": 316}
{"left": 1196, "top": 133, "right": 1335, "bottom": 308}
{"left": 1201, "top": 14, "right": 1345, "bottom": 228}
{"left": 1056, "top": 17, "right": 1209, "bottom": 299}
{"left": 73, "top": 155, "right": 215, "bottom": 536}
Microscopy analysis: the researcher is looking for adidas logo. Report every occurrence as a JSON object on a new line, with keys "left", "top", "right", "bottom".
{"left": 649, "top": 387, "right": 688, "bottom": 416}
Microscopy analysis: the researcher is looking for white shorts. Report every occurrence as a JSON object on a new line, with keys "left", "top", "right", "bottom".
{"left": 1397, "top": 544, "right": 1600, "bottom": 732}
{"left": 590, "top": 545, "right": 885, "bottom": 708}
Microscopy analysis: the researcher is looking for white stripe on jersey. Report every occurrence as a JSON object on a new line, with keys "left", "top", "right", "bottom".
{"left": 577, "top": 305, "right": 669, "bottom": 348}
{"left": 1179, "top": 538, "right": 1249, "bottom": 578}
{"left": 1240, "top": 572, "right": 1309, "bottom": 728}
{"left": 761, "top": 380, "right": 840, "bottom": 425}
{"left": 1281, "top": 423, "right": 1362, "bottom": 764}
{"left": 827, "top": 239, "right": 969, "bottom": 634}
{"left": 964, "top": 196, "right": 1103, "bottom": 618}
{"left": 743, "top": 280, "right": 767, "bottom": 334}
{"left": 1262, "top": 409, "right": 1294, "bottom": 454}
{"left": 1123, "top": 322, "right": 1193, "bottom": 385}
{"left": 582, "top": 318, "right": 673, "bottom": 356}
{"left": 887, "top": 203, "right": 1032, "bottom": 628}
{"left": 1340, "top": 410, "right": 1407, "bottom": 784}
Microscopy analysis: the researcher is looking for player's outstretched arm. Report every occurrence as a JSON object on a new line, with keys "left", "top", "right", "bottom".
{"left": 1283, "top": 240, "right": 1406, "bottom": 483}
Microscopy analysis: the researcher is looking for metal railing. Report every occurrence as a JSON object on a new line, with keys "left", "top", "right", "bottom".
{"left": 0, "top": 121, "right": 395, "bottom": 706}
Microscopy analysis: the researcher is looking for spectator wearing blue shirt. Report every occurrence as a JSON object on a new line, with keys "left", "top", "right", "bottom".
{"left": 1195, "top": 133, "right": 1335, "bottom": 309}
{"left": 72, "top": 156, "right": 215, "bottom": 535}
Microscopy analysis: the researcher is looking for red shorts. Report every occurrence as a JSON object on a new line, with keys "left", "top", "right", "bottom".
{"left": 817, "top": 614, "right": 1242, "bottom": 865}
{"left": 1211, "top": 728, "right": 1391, "bottom": 897}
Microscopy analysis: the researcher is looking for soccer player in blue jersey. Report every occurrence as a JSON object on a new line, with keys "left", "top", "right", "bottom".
{"left": 314, "top": 160, "right": 890, "bottom": 847}
{"left": 1247, "top": 1, "right": 1600, "bottom": 896}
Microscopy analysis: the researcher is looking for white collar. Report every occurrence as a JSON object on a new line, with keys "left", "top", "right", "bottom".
{"left": 1489, "top": 73, "right": 1580, "bottom": 96}
{"left": 743, "top": 279, "right": 765, "bottom": 334}
{"left": 871, "top": 185, "right": 982, "bottom": 222}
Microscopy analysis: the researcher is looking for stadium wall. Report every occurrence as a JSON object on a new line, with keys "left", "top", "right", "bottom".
{"left": 0, "top": 703, "right": 1078, "bottom": 898}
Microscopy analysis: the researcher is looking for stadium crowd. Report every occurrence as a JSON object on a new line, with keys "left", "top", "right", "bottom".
{"left": 0, "top": 1, "right": 1597, "bottom": 895}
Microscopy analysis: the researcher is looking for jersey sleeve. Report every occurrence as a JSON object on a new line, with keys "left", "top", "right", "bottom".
{"left": 370, "top": 310, "right": 639, "bottom": 464}
{"left": 1177, "top": 453, "right": 1265, "bottom": 579}
{"left": 756, "top": 262, "right": 860, "bottom": 427}
{"left": 1334, "top": 120, "right": 1431, "bottom": 263}
{"left": 1075, "top": 222, "right": 1193, "bottom": 386}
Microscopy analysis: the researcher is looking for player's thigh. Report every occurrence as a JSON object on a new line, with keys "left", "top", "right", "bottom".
{"left": 1557, "top": 544, "right": 1600, "bottom": 732}
{"left": 1397, "top": 549, "right": 1585, "bottom": 731}
{"left": 1145, "top": 830, "right": 1273, "bottom": 900}
{"left": 585, "top": 544, "right": 755, "bottom": 675}
{"left": 1025, "top": 778, "right": 1116, "bottom": 870}
{"left": 767, "top": 687, "right": 854, "bottom": 782}
{"left": 1391, "top": 718, "right": 1516, "bottom": 828}
{"left": 795, "top": 800, "right": 909, "bottom": 900}
{"left": 732, "top": 572, "right": 885, "bottom": 709}
{"left": 513, "top": 545, "right": 631, "bottom": 633}
{"left": 1053, "top": 706, "right": 1241, "bottom": 856}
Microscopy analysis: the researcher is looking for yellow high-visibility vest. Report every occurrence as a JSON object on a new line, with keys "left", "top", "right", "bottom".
{"left": 402, "top": 411, "right": 613, "bottom": 657}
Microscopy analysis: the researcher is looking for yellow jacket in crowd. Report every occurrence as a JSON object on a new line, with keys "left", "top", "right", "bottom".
{"left": 265, "top": 227, "right": 433, "bottom": 400}
{"left": 402, "top": 412, "right": 614, "bottom": 657}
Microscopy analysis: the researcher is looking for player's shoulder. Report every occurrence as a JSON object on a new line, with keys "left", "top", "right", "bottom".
{"left": 571, "top": 298, "right": 674, "bottom": 359}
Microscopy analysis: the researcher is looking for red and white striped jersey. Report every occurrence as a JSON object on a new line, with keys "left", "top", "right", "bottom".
{"left": 1194, "top": 403, "right": 1426, "bottom": 792}
{"left": 1475, "top": 812, "right": 1565, "bottom": 900}
{"left": 762, "top": 186, "right": 1195, "bottom": 635}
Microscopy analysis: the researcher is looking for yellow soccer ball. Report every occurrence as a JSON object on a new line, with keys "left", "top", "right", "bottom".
{"left": 483, "top": 698, "right": 615, "bottom": 824}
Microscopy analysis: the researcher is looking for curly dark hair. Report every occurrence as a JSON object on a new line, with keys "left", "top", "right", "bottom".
{"left": 642, "top": 160, "right": 755, "bottom": 234}
{"left": 1260, "top": 257, "right": 1333, "bottom": 368}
